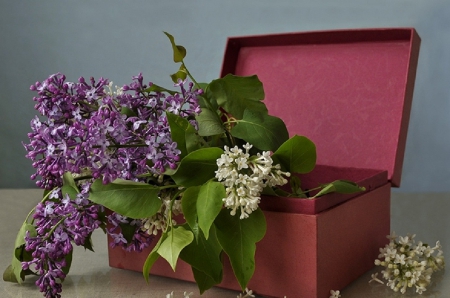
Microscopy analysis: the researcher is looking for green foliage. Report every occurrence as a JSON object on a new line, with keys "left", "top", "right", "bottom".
{"left": 180, "top": 225, "right": 223, "bottom": 293}
{"left": 272, "top": 135, "right": 317, "bottom": 173}
{"left": 143, "top": 233, "right": 168, "bottom": 283}
{"left": 231, "top": 109, "right": 289, "bottom": 151}
{"left": 164, "top": 31, "right": 187, "bottom": 63}
{"left": 192, "top": 267, "right": 220, "bottom": 294}
{"left": 196, "top": 109, "right": 225, "bottom": 137}
{"left": 171, "top": 148, "right": 223, "bottom": 187}
{"left": 197, "top": 181, "right": 225, "bottom": 239}
{"left": 62, "top": 172, "right": 80, "bottom": 200}
{"left": 207, "top": 75, "right": 267, "bottom": 119}
{"left": 157, "top": 226, "right": 194, "bottom": 271}
{"left": 89, "top": 179, "right": 161, "bottom": 219}
{"left": 181, "top": 186, "right": 201, "bottom": 240}
{"left": 142, "top": 83, "right": 177, "bottom": 95}
{"left": 313, "top": 180, "right": 366, "bottom": 198}
{"left": 215, "top": 208, "right": 267, "bottom": 290}
{"left": 170, "top": 63, "right": 188, "bottom": 83}
{"left": 3, "top": 222, "right": 37, "bottom": 283}
{"left": 166, "top": 112, "right": 202, "bottom": 158}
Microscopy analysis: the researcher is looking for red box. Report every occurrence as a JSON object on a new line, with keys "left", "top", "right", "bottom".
{"left": 108, "top": 28, "right": 421, "bottom": 297}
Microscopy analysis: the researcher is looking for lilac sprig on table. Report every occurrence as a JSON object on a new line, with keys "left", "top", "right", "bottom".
{"left": 370, "top": 232, "right": 445, "bottom": 294}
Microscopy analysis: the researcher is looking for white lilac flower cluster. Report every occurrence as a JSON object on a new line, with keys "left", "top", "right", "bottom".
{"left": 370, "top": 232, "right": 445, "bottom": 294}
{"left": 141, "top": 189, "right": 183, "bottom": 235}
{"left": 215, "top": 143, "right": 290, "bottom": 219}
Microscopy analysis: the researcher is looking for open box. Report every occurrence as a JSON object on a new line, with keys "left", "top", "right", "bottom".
{"left": 107, "top": 28, "right": 421, "bottom": 297}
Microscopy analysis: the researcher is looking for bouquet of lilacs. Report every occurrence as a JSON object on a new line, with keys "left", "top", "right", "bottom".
{"left": 3, "top": 33, "right": 364, "bottom": 298}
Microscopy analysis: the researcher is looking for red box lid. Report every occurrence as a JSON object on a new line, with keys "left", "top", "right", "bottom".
{"left": 220, "top": 28, "right": 420, "bottom": 187}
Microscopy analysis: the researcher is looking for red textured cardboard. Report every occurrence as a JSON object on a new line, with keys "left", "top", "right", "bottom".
{"left": 107, "top": 28, "right": 420, "bottom": 298}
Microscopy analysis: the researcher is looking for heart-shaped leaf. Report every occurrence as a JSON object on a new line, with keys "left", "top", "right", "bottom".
{"left": 157, "top": 226, "right": 194, "bottom": 271}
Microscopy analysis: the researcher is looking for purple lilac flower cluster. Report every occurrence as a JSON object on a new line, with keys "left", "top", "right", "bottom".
{"left": 25, "top": 73, "right": 202, "bottom": 188}
{"left": 22, "top": 188, "right": 101, "bottom": 298}
{"left": 22, "top": 72, "right": 202, "bottom": 298}
{"left": 107, "top": 212, "right": 153, "bottom": 252}
{"left": 117, "top": 74, "right": 202, "bottom": 173}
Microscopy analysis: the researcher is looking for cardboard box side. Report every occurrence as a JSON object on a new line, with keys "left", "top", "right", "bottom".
{"left": 316, "top": 184, "right": 390, "bottom": 298}
{"left": 107, "top": 183, "right": 390, "bottom": 298}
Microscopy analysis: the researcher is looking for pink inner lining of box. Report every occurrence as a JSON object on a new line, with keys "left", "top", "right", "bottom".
{"left": 233, "top": 40, "right": 411, "bottom": 181}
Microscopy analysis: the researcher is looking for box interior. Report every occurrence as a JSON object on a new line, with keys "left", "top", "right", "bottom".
{"left": 221, "top": 28, "right": 420, "bottom": 188}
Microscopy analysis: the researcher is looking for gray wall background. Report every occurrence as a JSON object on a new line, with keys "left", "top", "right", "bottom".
{"left": 0, "top": 0, "right": 449, "bottom": 192}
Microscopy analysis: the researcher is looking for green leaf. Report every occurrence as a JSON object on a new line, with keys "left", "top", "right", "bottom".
{"left": 63, "top": 172, "right": 78, "bottom": 190}
{"left": 62, "top": 172, "right": 79, "bottom": 200}
{"left": 143, "top": 233, "right": 168, "bottom": 283}
{"left": 14, "top": 223, "right": 36, "bottom": 254}
{"left": 231, "top": 109, "right": 289, "bottom": 151}
{"left": 166, "top": 112, "right": 202, "bottom": 159}
{"left": 197, "top": 181, "right": 225, "bottom": 239}
{"left": 313, "top": 180, "right": 366, "bottom": 198}
{"left": 272, "top": 135, "right": 317, "bottom": 174}
{"left": 289, "top": 175, "right": 307, "bottom": 198}
{"left": 207, "top": 74, "right": 267, "bottom": 119}
{"left": 198, "top": 83, "right": 219, "bottom": 111}
{"left": 82, "top": 233, "right": 95, "bottom": 252}
{"left": 214, "top": 208, "right": 266, "bottom": 291}
{"left": 192, "top": 267, "right": 220, "bottom": 294}
{"left": 261, "top": 185, "right": 291, "bottom": 197}
{"left": 196, "top": 109, "right": 225, "bottom": 137}
{"left": 170, "top": 63, "right": 188, "bottom": 83}
{"left": 89, "top": 179, "right": 161, "bottom": 219}
{"left": 157, "top": 226, "right": 194, "bottom": 271}
{"left": 5, "top": 223, "right": 37, "bottom": 283}
{"left": 172, "top": 148, "right": 223, "bottom": 187}
{"left": 164, "top": 31, "right": 187, "bottom": 63}
{"left": 121, "top": 106, "right": 137, "bottom": 117}
{"left": 119, "top": 222, "right": 137, "bottom": 244}
{"left": 142, "top": 83, "right": 177, "bottom": 95}
{"left": 179, "top": 225, "right": 223, "bottom": 285}
{"left": 3, "top": 265, "right": 17, "bottom": 283}
{"left": 181, "top": 186, "right": 201, "bottom": 239}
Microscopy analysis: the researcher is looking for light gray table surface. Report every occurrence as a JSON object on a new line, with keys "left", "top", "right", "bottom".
{"left": 1, "top": 189, "right": 449, "bottom": 298}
